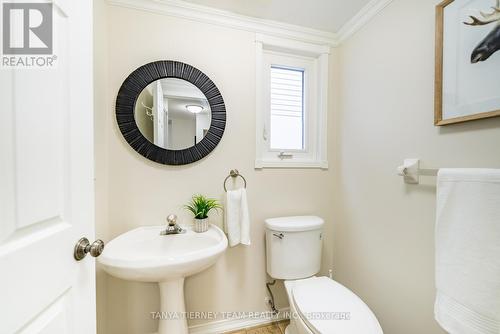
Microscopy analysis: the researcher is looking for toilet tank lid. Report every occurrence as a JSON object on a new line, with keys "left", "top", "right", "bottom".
{"left": 265, "top": 216, "right": 324, "bottom": 232}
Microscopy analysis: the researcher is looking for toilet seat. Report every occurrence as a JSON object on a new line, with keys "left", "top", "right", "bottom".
{"left": 290, "top": 277, "right": 383, "bottom": 334}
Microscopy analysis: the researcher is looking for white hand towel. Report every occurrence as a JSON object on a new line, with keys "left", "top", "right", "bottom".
{"left": 435, "top": 169, "right": 500, "bottom": 334}
{"left": 225, "top": 188, "right": 251, "bottom": 247}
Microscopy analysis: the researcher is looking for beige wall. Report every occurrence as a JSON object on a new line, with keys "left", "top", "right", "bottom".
{"left": 95, "top": 0, "right": 500, "bottom": 333}
{"left": 334, "top": 1, "right": 500, "bottom": 334}
{"left": 94, "top": 3, "right": 336, "bottom": 333}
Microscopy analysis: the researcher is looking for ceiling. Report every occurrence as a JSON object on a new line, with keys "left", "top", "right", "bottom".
{"left": 181, "top": 0, "right": 371, "bottom": 33}
{"left": 161, "top": 78, "right": 206, "bottom": 100}
{"left": 161, "top": 78, "right": 210, "bottom": 119}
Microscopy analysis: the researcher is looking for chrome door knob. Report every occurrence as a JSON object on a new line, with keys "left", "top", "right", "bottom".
{"left": 74, "top": 237, "right": 105, "bottom": 261}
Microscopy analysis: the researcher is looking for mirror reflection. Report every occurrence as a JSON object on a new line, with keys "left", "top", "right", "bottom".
{"left": 135, "top": 78, "right": 211, "bottom": 150}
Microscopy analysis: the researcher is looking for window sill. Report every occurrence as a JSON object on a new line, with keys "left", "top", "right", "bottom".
{"left": 255, "top": 159, "right": 329, "bottom": 169}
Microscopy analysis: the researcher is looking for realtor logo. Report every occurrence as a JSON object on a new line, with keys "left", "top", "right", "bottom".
{"left": 1, "top": 2, "right": 56, "bottom": 68}
{"left": 2, "top": 2, "right": 52, "bottom": 54}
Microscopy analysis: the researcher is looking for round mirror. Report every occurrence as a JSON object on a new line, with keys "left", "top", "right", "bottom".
{"left": 134, "top": 78, "right": 212, "bottom": 150}
{"left": 116, "top": 61, "right": 226, "bottom": 166}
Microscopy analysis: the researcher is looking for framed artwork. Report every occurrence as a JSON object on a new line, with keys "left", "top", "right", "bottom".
{"left": 435, "top": 0, "right": 500, "bottom": 125}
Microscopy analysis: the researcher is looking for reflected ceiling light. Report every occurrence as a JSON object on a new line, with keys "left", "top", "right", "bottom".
{"left": 186, "top": 105, "right": 203, "bottom": 114}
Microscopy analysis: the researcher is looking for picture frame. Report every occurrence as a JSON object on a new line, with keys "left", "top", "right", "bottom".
{"left": 435, "top": 0, "right": 500, "bottom": 125}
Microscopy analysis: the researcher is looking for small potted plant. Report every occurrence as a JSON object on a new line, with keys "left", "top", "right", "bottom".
{"left": 184, "top": 195, "right": 222, "bottom": 233}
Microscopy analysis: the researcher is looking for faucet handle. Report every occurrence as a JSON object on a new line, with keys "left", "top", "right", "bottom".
{"left": 161, "top": 214, "right": 185, "bottom": 235}
{"left": 167, "top": 214, "right": 177, "bottom": 226}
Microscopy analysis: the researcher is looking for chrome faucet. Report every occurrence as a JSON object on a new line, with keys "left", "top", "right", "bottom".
{"left": 160, "top": 214, "right": 185, "bottom": 235}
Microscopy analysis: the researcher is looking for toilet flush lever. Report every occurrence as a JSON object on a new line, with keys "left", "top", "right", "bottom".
{"left": 273, "top": 233, "right": 284, "bottom": 239}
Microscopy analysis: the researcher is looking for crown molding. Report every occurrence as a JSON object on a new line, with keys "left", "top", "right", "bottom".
{"left": 106, "top": 0, "right": 395, "bottom": 47}
{"left": 106, "top": 0, "right": 338, "bottom": 46}
{"left": 336, "top": 0, "right": 395, "bottom": 44}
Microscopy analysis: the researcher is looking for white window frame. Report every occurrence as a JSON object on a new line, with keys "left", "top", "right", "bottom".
{"left": 255, "top": 34, "right": 329, "bottom": 169}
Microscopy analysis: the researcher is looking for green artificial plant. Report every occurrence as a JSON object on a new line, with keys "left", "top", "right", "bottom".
{"left": 184, "top": 194, "right": 222, "bottom": 219}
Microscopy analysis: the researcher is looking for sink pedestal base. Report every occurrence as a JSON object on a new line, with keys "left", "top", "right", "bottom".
{"left": 158, "top": 278, "right": 188, "bottom": 334}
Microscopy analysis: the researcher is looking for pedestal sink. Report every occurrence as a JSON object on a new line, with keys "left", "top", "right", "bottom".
{"left": 98, "top": 224, "right": 228, "bottom": 334}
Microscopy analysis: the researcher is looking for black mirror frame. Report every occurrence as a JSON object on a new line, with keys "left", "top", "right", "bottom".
{"left": 116, "top": 60, "right": 226, "bottom": 165}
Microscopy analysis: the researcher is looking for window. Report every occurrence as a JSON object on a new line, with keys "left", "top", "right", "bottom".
{"left": 270, "top": 66, "right": 304, "bottom": 151}
{"left": 255, "top": 34, "right": 329, "bottom": 169}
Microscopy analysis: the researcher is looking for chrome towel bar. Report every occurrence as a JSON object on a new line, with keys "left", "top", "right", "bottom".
{"left": 397, "top": 159, "right": 438, "bottom": 184}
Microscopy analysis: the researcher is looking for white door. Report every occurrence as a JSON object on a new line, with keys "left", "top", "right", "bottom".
{"left": 153, "top": 81, "right": 165, "bottom": 148}
{"left": 0, "top": 1, "right": 95, "bottom": 333}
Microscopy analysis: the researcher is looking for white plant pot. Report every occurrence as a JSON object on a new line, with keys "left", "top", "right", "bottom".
{"left": 193, "top": 218, "right": 209, "bottom": 233}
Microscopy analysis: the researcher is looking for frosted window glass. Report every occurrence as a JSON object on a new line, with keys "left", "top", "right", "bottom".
{"left": 270, "top": 66, "right": 304, "bottom": 150}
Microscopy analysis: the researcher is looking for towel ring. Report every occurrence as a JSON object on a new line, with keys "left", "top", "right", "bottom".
{"left": 224, "top": 169, "right": 247, "bottom": 192}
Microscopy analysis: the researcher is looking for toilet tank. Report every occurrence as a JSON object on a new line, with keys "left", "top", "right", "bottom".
{"left": 265, "top": 216, "right": 324, "bottom": 280}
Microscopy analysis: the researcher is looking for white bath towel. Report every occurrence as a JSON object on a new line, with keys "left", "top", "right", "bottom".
{"left": 435, "top": 169, "right": 500, "bottom": 334}
{"left": 225, "top": 188, "right": 251, "bottom": 247}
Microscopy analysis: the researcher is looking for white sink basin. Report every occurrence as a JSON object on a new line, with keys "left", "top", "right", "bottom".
{"left": 99, "top": 224, "right": 227, "bottom": 282}
{"left": 98, "top": 224, "right": 228, "bottom": 334}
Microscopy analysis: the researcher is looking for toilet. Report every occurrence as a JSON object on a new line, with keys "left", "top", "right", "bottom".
{"left": 265, "top": 216, "right": 383, "bottom": 334}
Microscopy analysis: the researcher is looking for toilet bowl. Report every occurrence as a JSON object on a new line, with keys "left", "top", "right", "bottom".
{"left": 265, "top": 216, "right": 383, "bottom": 334}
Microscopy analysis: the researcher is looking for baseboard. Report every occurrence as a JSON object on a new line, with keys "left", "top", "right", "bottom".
{"left": 188, "top": 308, "right": 290, "bottom": 334}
